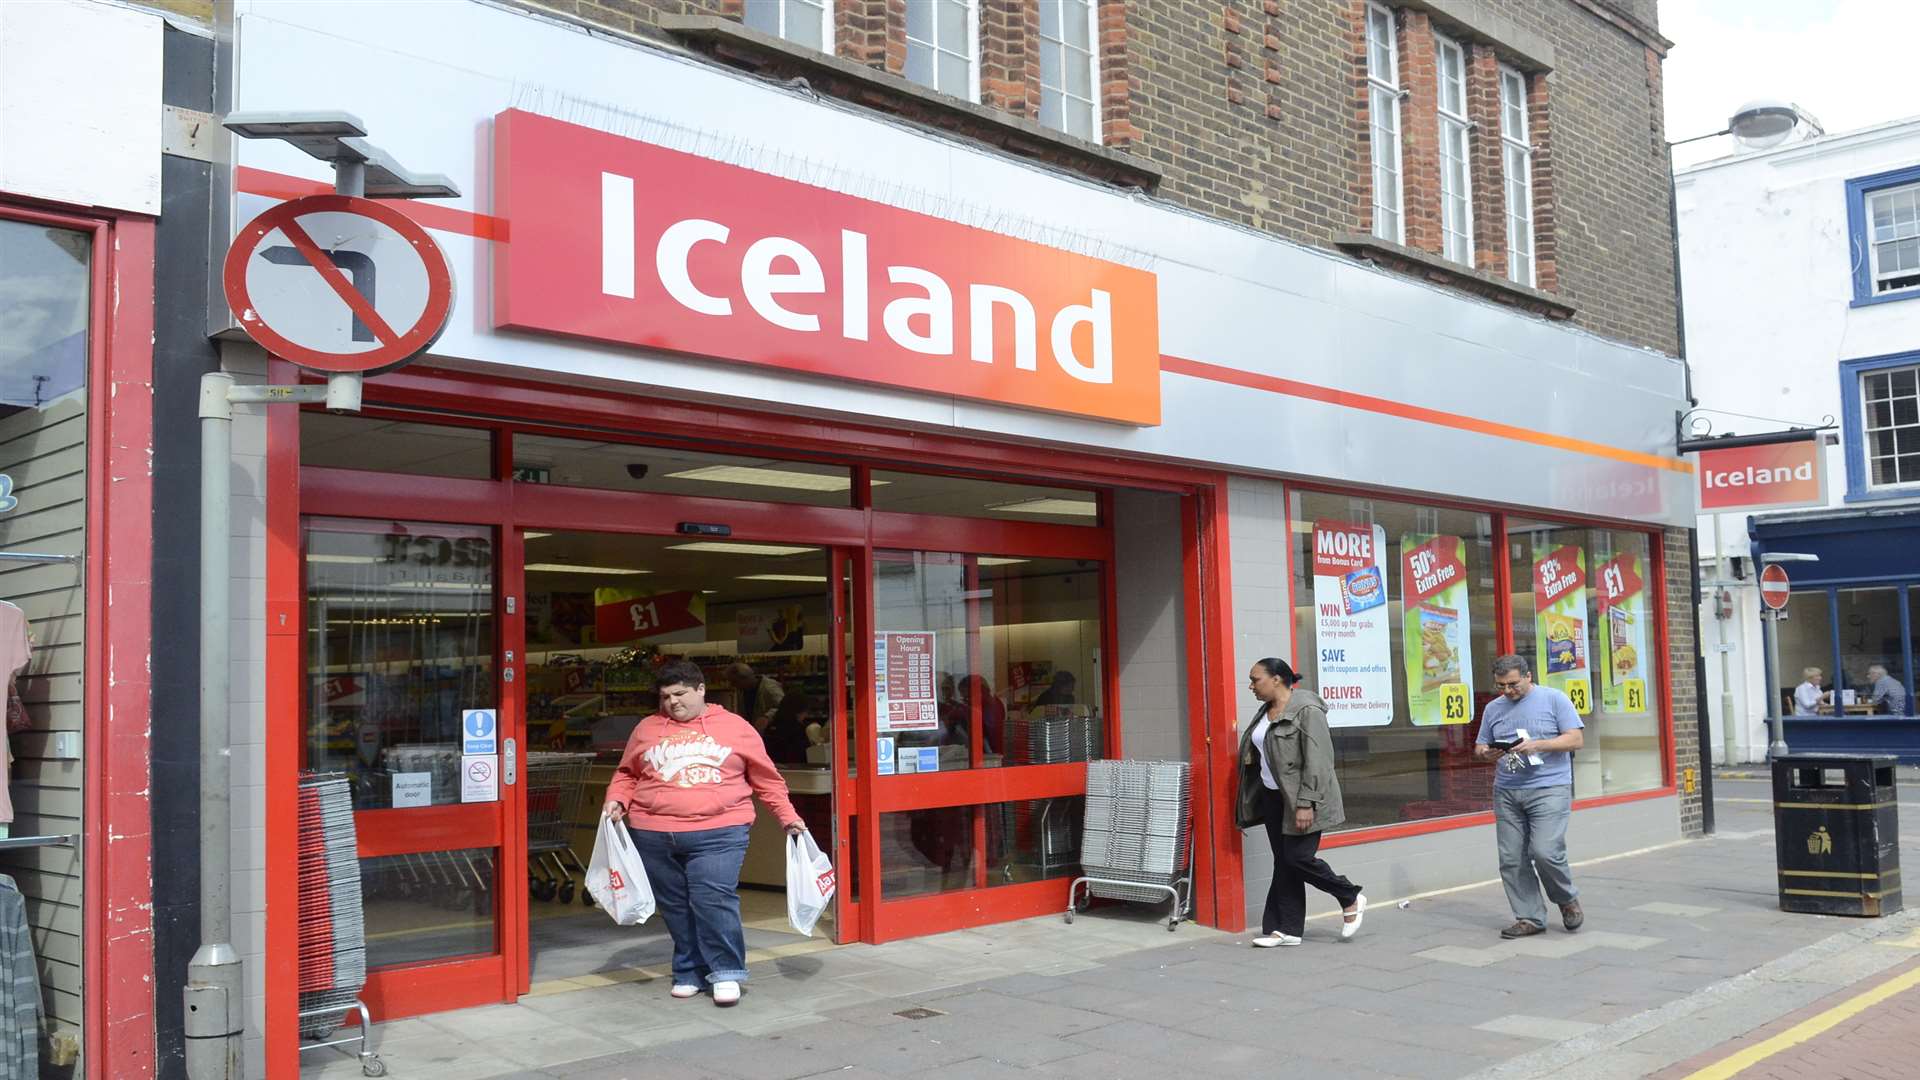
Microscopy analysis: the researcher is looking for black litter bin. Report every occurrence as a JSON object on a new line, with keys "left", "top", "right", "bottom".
{"left": 1772, "top": 754, "right": 1902, "bottom": 917}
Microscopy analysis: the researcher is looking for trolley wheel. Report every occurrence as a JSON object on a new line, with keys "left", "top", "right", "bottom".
{"left": 1064, "top": 909, "right": 1074, "bottom": 925}
{"left": 558, "top": 880, "right": 576, "bottom": 904}
{"left": 1167, "top": 916, "right": 1179, "bottom": 932}
{"left": 361, "top": 1054, "right": 387, "bottom": 1077}
{"left": 582, "top": 888, "right": 596, "bottom": 907}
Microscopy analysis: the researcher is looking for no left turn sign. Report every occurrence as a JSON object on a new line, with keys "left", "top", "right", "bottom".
{"left": 223, "top": 194, "right": 453, "bottom": 375}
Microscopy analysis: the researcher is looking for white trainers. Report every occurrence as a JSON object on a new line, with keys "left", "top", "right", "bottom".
{"left": 1251, "top": 932, "right": 1302, "bottom": 948}
{"left": 712, "top": 980, "right": 742, "bottom": 1006}
{"left": 1340, "top": 893, "right": 1368, "bottom": 941}
{"left": 670, "top": 983, "right": 701, "bottom": 999}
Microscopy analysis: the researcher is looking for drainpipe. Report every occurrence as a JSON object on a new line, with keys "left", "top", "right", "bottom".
{"left": 183, "top": 374, "right": 243, "bottom": 1078}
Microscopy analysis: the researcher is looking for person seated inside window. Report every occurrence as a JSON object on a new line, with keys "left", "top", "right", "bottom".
{"left": 1866, "top": 664, "right": 1908, "bottom": 716}
{"left": 1792, "top": 667, "right": 1828, "bottom": 716}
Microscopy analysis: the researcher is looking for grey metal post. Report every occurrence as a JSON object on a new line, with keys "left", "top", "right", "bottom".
{"left": 1764, "top": 609, "right": 1790, "bottom": 759}
{"left": 1713, "top": 514, "right": 1740, "bottom": 765}
{"left": 185, "top": 372, "right": 243, "bottom": 1078}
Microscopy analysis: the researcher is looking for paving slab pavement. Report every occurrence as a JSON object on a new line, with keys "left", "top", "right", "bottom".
{"left": 304, "top": 770, "right": 1919, "bottom": 1079}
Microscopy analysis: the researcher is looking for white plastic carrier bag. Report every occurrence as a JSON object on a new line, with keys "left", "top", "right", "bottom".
{"left": 587, "top": 815, "right": 655, "bottom": 925}
{"left": 785, "top": 830, "right": 836, "bottom": 937}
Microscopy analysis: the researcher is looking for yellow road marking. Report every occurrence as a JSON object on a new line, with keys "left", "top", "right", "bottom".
{"left": 1877, "top": 929, "right": 1920, "bottom": 950}
{"left": 1680, "top": 963, "right": 1920, "bottom": 1080}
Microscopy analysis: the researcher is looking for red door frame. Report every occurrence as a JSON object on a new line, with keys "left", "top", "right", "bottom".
{"left": 0, "top": 199, "right": 157, "bottom": 1079}
{"left": 264, "top": 368, "right": 1240, "bottom": 1074}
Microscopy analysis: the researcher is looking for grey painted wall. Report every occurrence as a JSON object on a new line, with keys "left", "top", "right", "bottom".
{"left": 1113, "top": 490, "right": 1187, "bottom": 761}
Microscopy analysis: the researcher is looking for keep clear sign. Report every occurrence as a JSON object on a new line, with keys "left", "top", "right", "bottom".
{"left": 1312, "top": 521, "right": 1393, "bottom": 727}
{"left": 1533, "top": 544, "right": 1593, "bottom": 715}
{"left": 1597, "top": 552, "right": 1649, "bottom": 713}
{"left": 1400, "top": 534, "right": 1474, "bottom": 726}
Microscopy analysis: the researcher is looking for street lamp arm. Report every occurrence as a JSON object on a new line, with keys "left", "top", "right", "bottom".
{"left": 1668, "top": 127, "right": 1732, "bottom": 148}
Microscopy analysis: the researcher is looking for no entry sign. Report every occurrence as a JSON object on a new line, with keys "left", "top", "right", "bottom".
{"left": 1759, "top": 564, "right": 1792, "bottom": 611}
{"left": 224, "top": 194, "right": 453, "bottom": 374}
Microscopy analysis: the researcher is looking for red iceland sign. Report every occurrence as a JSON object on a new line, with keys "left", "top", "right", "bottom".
{"left": 1695, "top": 437, "right": 1826, "bottom": 514}
{"left": 490, "top": 110, "right": 1162, "bottom": 425}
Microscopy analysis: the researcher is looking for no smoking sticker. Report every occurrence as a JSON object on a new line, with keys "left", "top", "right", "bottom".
{"left": 223, "top": 194, "right": 453, "bottom": 375}
{"left": 461, "top": 753, "right": 498, "bottom": 803}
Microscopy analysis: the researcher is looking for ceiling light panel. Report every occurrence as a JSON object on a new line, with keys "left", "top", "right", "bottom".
{"left": 668, "top": 542, "right": 821, "bottom": 556}
{"left": 664, "top": 464, "right": 851, "bottom": 491}
{"left": 524, "top": 563, "right": 651, "bottom": 575}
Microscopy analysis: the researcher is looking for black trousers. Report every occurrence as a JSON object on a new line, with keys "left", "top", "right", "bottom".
{"left": 1260, "top": 787, "right": 1361, "bottom": 936}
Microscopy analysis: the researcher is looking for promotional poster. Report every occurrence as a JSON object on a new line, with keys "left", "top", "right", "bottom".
{"left": 1313, "top": 521, "right": 1394, "bottom": 727}
{"left": 1532, "top": 544, "right": 1592, "bottom": 715}
{"left": 1400, "top": 533, "right": 1474, "bottom": 726}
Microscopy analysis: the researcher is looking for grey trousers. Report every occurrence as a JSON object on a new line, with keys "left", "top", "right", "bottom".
{"left": 1494, "top": 784, "right": 1578, "bottom": 928}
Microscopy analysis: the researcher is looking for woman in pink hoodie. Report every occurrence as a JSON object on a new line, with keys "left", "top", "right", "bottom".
{"left": 602, "top": 660, "right": 805, "bottom": 1006}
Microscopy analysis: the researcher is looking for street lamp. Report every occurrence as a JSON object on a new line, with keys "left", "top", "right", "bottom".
{"left": 1670, "top": 99, "right": 1826, "bottom": 149}
{"left": 1669, "top": 99, "right": 1823, "bottom": 787}
{"left": 222, "top": 110, "right": 460, "bottom": 199}
{"left": 1759, "top": 552, "right": 1820, "bottom": 761}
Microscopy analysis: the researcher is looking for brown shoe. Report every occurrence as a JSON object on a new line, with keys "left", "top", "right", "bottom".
{"left": 1500, "top": 920, "right": 1545, "bottom": 939}
{"left": 1560, "top": 901, "right": 1584, "bottom": 932}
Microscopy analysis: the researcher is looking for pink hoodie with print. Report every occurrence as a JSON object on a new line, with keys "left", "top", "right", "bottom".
{"left": 605, "top": 703, "right": 803, "bottom": 832}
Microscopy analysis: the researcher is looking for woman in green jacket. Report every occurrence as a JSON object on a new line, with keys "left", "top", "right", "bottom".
{"left": 1237, "top": 657, "right": 1366, "bottom": 947}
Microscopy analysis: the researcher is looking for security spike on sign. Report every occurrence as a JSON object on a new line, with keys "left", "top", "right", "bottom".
{"left": 224, "top": 194, "right": 454, "bottom": 375}
{"left": 1759, "top": 564, "right": 1792, "bottom": 611}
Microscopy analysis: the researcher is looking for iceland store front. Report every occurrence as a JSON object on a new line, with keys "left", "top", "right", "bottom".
{"left": 212, "top": 3, "right": 1696, "bottom": 1071}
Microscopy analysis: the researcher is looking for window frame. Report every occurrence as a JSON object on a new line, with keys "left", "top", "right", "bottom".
{"left": 904, "top": 0, "right": 981, "bottom": 104}
{"left": 1279, "top": 479, "right": 1677, "bottom": 840}
{"left": 1840, "top": 351, "right": 1920, "bottom": 501}
{"left": 1434, "top": 33, "right": 1474, "bottom": 266}
{"left": 1845, "top": 165, "right": 1920, "bottom": 307}
{"left": 1498, "top": 64, "right": 1536, "bottom": 287}
{"left": 1364, "top": 2, "right": 1405, "bottom": 245}
{"left": 1037, "top": 0, "right": 1101, "bottom": 143}
{"left": 743, "top": 0, "right": 835, "bottom": 53}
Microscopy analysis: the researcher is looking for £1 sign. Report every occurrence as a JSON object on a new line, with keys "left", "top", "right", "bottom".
{"left": 491, "top": 110, "right": 1161, "bottom": 425}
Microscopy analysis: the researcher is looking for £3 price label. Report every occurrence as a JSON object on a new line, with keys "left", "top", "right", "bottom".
{"left": 1622, "top": 678, "right": 1647, "bottom": 714}
{"left": 1566, "top": 679, "right": 1591, "bottom": 715}
{"left": 1440, "top": 683, "right": 1471, "bottom": 724}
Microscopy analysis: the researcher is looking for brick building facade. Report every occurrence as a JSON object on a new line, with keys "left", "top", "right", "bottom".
{"left": 502, "top": 0, "right": 1679, "bottom": 357}
{"left": 488, "top": 0, "right": 1704, "bottom": 837}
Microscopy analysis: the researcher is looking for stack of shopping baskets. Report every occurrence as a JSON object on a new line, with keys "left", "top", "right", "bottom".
{"left": 1066, "top": 760, "right": 1192, "bottom": 931}
{"left": 1005, "top": 707, "right": 1100, "bottom": 765}
{"left": 297, "top": 773, "right": 385, "bottom": 1076}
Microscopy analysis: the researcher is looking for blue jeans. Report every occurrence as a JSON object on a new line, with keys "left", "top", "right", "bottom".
{"left": 1494, "top": 784, "right": 1578, "bottom": 928}
{"left": 628, "top": 825, "right": 752, "bottom": 985}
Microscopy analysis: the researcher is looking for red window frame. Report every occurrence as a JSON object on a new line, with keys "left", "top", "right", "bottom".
{"left": 1277, "top": 480, "right": 1679, "bottom": 851}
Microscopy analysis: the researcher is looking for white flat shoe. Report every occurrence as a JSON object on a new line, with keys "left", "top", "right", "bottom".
{"left": 712, "top": 980, "right": 741, "bottom": 1006}
{"left": 1251, "top": 932, "right": 1302, "bottom": 948}
{"left": 670, "top": 983, "right": 701, "bottom": 999}
{"left": 1341, "top": 893, "right": 1367, "bottom": 941}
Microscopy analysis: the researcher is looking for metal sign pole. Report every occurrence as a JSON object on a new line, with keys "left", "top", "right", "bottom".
{"left": 188, "top": 125, "right": 444, "bottom": 1075}
{"left": 1762, "top": 609, "right": 1790, "bottom": 760}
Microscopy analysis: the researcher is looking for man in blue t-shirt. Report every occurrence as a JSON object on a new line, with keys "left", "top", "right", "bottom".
{"left": 1474, "top": 654, "right": 1585, "bottom": 939}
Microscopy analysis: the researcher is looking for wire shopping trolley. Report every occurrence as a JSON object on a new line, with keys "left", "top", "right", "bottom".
{"left": 525, "top": 751, "right": 596, "bottom": 904}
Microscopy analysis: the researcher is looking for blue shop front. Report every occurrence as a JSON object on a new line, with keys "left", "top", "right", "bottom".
{"left": 1751, "top": 506, "right": 1920, "bottom": 760}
